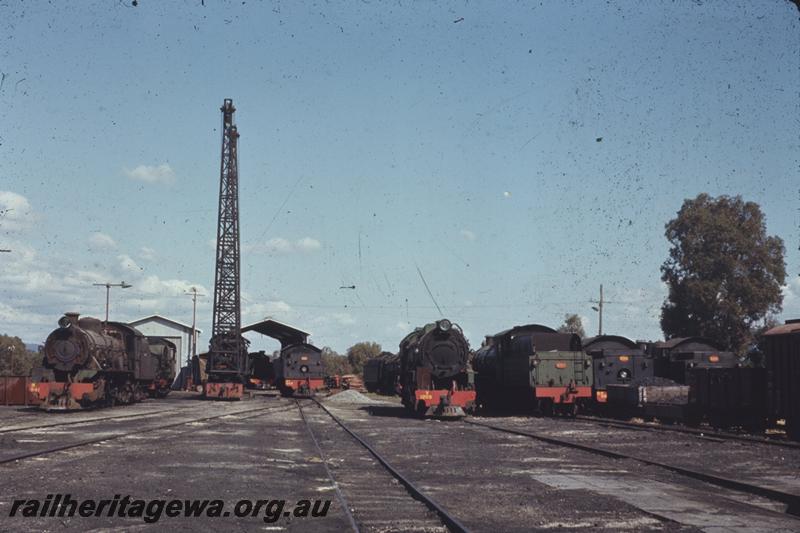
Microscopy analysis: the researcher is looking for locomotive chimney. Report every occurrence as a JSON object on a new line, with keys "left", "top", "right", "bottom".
{"left": 59, "top": 312, "right": 80, "bottom": 328}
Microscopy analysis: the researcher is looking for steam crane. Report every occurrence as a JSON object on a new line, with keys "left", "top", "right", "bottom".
{"left": 205, "top": 98, "right": 250, "bottom": 399}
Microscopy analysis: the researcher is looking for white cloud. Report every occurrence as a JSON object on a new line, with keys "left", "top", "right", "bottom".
{"left": 118, "top": 254, "right": 142, "bottom": 273}
{"left": 460, "top": 229, "right": 476, "bottom": 241}
{"left": 137, "top": 275, "right": 205, "bottom": 296}
{"left": 0, "top": 191, "right": 35, "bottom": 233}
{"left": 0, "top": 301, "right": 51, "bottom": 327}
{"left": 244, "top": 300, "right": 294, "bottom": 320}
{"left": 124, "top": 164, "right": 176, "bottom": 184}
{"left": 264, "top": 237, "right": 293, "bottom": 253}
{"left": 781, "top": 276, "right": 800, "bottom": 308}
{"left": 295, "top": 237, "right": 321, "bottom": 252}
{"left": 0, "top": 242, "right": 209, "bottom": 343}
{"left": 330, "top": 312, "right": 356, "bottom": 326}
{"left": 140, "top": 246, "right": 157, "bottom": 261}
{"left": 246, "top": 237, "right": 322, "bottom": 255}
{"left": 89, "top": 232, "right": 116, "bottom": 249}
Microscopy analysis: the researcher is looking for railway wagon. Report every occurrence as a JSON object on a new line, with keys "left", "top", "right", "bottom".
{"left": 583, "top": 335, "right": 653, "bottom": 403}
{"left": 686, "top": 367, "right": 767, "bottom": 430}
{"left": 363, "top": 351, "right": 399, "bottom": 395}
{"left": 649, "top": 337, "right": 739, "bottom": 383}
{"left": 399, "top": 319, "right": 475, "bottom": 417}
{"left": 473, "top": 324, "right": 593, "bottom": 416}
{"left": 31, "top": 313, "right": 168, "bottom": 410}
{"left": 762, "top": 320, "right": 800, "bottom": 439}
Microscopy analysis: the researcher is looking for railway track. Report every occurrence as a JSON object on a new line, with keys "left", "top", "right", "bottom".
{"left": 0, "top": 402, "right": 294, "bottom": 466}
{"left": 295, "top": 400, "right": 361, "bottom": 533}
{"left": 0, "top": 407, "right": 185, "bottom": 435}
{"left": 463, "top": 418, "right": 800, "bottom": 518}
{"left": 301, "top": 398, "right": 469, "bottom": 533}
{"left": 575, "top": 414, "right": 800, "bottom": 450}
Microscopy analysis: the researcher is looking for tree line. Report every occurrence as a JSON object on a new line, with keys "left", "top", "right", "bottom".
{"left": 0, "top": 335, "right": 41, "bottom": 377}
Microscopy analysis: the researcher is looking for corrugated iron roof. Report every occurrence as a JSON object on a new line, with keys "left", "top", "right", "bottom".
{"left": 241, "top": 319, "right": 310, "bottom": 347}
{"left": 764, "top": 319, "right": 800, "bottom": 336}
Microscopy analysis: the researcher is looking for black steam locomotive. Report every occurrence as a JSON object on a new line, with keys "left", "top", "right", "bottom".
{"left": 398, "top": 319, "right": 474, "bottom": 417}
{"left": 274, "top": 343, "right": 326, "bottom": 397}
{"left": 31, "top": 313, "right": 176, "bottom": 410}
{"left": 473, "top": 324, "right": 593, "bottom": 415}
{"left": 240, "top": 318, "right": 327, "bottom": 397}
{"left": 583, "top": 335, "right": 653, "bottom": 404}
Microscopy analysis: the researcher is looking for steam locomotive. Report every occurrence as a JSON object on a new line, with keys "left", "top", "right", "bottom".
{"left": 399, "top": 319, "right": 475, "bottom": 417}
{"left": 274, "top": 342, "right": 326, "bottom": 397}
{"left": 583, "top": 335, "right": 653, "bottom": 404}
{"left": 473, "top": 324, "right": 593, "bottom": 416}
{"left": 30, "top": 313, "right": 176, "bottom": 410}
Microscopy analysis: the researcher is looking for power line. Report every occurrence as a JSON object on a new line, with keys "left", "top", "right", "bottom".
{"left": 414, "top": 263, "right": 443, "bottom": 317}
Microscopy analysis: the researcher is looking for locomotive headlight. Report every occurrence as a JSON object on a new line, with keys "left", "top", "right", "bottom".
{"left": 300, "top": 365, "right": 309, "bottom": 374}
{"left": 58, "top": 316, "right": 72, "bottom": 329}
{"left": 438, "top": 319, "right": 452, "bottom": 332}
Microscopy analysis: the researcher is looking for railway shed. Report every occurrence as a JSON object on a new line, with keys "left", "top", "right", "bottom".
{"left": 128, "top": 315, "right": 201, "bottom": 379}
{"left": 241, "top": 319, "right": 310, "bottom": 348}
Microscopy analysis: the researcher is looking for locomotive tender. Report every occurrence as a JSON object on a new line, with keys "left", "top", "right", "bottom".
{"left": 583, "top": 335, "right": 653, "bottom": 404}
{"left": 648, "top": 336, "right": 739, "bottom": 384}
{"left": 31, "top": 313, "right": 175, "bottom": 410}
{"left": 363, "top": 351, "right": 400, "bottom": 395}
{"left": 398, "top": 319, "right": 474, "bottom": 417}
{"left": 473, "top": 324, "right": 592, "bottom": 415}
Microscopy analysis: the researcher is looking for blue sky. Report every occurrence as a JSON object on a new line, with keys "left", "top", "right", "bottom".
{"left": 1, "top": 1, "right": 798, "bottom": 357}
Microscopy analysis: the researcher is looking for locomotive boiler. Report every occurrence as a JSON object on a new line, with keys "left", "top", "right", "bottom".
{"left": 31, "top": 313, "right": 172, "bottom": 410}
{"left": 398, "top": 319, "right": 474, "bottom": 417}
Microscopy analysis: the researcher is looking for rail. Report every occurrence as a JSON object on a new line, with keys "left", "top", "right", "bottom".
{"left": 310, "top": 397, "right": 470, "bottom": 533}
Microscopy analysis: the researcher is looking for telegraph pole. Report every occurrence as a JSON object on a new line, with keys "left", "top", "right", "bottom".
{"left": 185, "top": 287, "right": 199, "bottom": 367}
{"left": 590, "top": 284, "right": 604, "bottom": 336}
{"left": 93, "top": 281, "right": 132, "bottom": 323}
